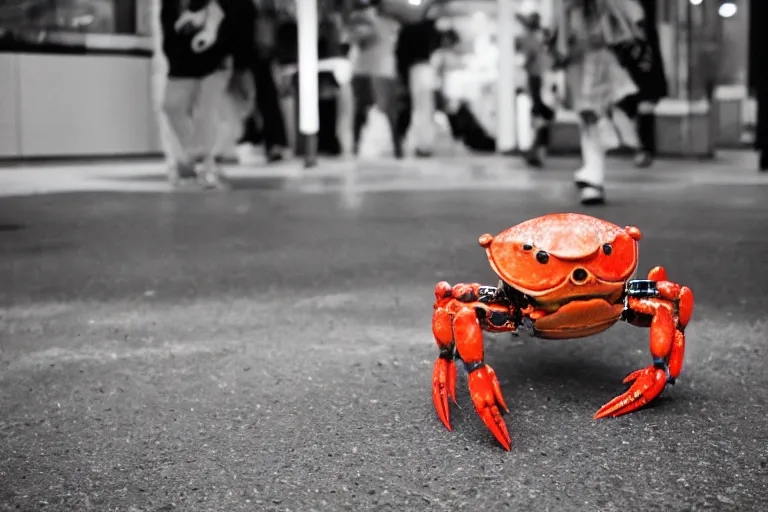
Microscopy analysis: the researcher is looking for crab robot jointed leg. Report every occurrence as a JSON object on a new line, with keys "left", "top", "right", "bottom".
{"left": 432, "top": 281, "right": 515, "bottom": 450}
{"left": 595, "top": 266, "right": 695, "bottom": 419}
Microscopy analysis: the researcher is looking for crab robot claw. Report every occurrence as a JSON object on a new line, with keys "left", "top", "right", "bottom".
{"left": 431, "top": 356, "right": 457, "bottom": 430}
{"left": 468, "top": 365, "right": 511, "bottom": 450}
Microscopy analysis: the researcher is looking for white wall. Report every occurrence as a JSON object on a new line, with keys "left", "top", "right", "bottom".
{"left": 0, "top": 52, "right": 161, "bottom": 158}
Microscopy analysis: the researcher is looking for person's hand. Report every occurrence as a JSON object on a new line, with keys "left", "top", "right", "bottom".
{"left": 191, "top": 29, "right": 217, "bottom": 53}
{"left": 174, "top": 10, "right": 206, "bottom": 32}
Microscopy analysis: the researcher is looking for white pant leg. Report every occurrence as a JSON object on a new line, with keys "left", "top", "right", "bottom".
{"left": 191, "top": 70, "right": 231, "bottom": 165}
{"left": 578, "top": 122, "right": 606, "bottom": 187}
{"left": 409, "top": 63, "right": 437, "bottom": 151}
{"left": 161, "top": 78, "right": 202, "bottom": 165}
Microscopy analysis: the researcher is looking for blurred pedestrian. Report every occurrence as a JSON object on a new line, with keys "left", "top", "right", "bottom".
{"left": 750, "top": 0, "right": 768, "bottom": 172}
{"left": 238, "top": 4, "right": 288, "bottom": 164}
{"left": 159, "top": 0, "right": 255, "bottom": 188}
{"left": 611, "top": 0, "right": 668, "bottom": 168}
{"left": 516, "top": 11, "right": 555, "bottom": 168}
{"left": 552, "top": 0, "right": 642, "bottom": 205}
{"left": 396, "top": 17, "right": 441, "bottom": 157}
{"left": 348, "top": 0, "right": 403, "bottom": 159}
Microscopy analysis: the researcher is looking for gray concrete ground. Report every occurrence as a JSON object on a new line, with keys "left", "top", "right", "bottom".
{"left": 1, "top": 153, "right": 767, "bottom": 511}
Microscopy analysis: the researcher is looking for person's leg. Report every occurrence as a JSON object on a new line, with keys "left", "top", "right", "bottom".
{"left": 635, "top": 101, "right": 656, "bottom": 167}
{"left": 194, "top": 69, "right": 232, "bottom": 188}
{"left": 526, "top": 75, "right": 553, "bottom": 167}
{"left": 574, "top": 111, "right": 606, "bottom": 205}
{"left": 352, "top": 75, "right": 374, "bottom": 155}
{"left": 162, "top": 77, "right": 202, "bottom": 181}
{"left": 335, "top": 62, "right": 355, "bottom": 158}
{"left": 372, "top": 76, "right": 404, "bottom": 158}
{"left": 410, "top": 62, "right": 436, "bottom": 156}
{"left": 254, "top": 57, "right": 288, "bottom": 161}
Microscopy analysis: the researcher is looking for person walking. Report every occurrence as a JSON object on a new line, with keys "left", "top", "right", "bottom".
{"left": 750, "top": 0, "right": 768, "bottom": 171}
{"left": 347, "top": 0, "right": 403, "bottom": 159}
{"left": 516, "top": 11, "right": 555, "bottom": 167}
{"left": 552, "top": 0, "right": 642, "bottom": 205}
{"left": 159, "top": 0, "right": 255, "bottom": 188}
{"left": 395, "top": 17, "right": 441, "bottom": 157}
{"left": 611, "top": 0, "right": 668, "bottom": 168}
{"left": 238, "top": 4, "right": 288, "bottom": 164}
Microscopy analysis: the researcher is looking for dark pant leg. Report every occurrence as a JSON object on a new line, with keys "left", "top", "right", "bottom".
{"left": 352, "top": 75, "right": 375, "bottom": 153}
{"left": 253, "top": 57, "right": 287, "bottom": 151}
{"left": 637, "top": 111, "right": 656, "bottom": 155}
{"left": 238, "top": 64, "right": 262, "bottom": 145}
{"left": 371, "top": 76, "right": 403, "bottom": 157}
{"left": 528, "top": 75, "right": 554, "bottom": 148}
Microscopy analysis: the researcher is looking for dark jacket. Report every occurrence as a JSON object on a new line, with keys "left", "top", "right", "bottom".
{"left": 161, "top": 0, "right": 254, "bottom": 78}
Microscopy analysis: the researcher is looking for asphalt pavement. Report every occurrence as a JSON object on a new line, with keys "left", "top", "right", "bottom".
{"left": 1, "top": 153, "right": 767, "bottom": 511}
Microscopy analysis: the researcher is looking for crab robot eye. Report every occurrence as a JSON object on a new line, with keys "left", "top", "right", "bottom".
{"left": 602, "top": 243, "right": 612, "bottom": 255}
{"left": 535, "top": 250, "right": 549, "bottom": 264}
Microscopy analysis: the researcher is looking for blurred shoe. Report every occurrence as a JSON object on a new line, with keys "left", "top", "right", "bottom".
{"left": 215, "top": 154, "right": 239, "bottom": 165}
{"left": 197, "top": 159, "right": 231, "bottom": 190}
{"left": 414, "top": 148, "right": 433, "bottom": 158}
{"left": 236, "top": 143, "right": 261, "bottom": 165}
{"left": 634, "top": 150, "right": 653, "bottom": 168}
{"left": 760, "top": 151, "right": 768, "bottom": 172}
{"left": 267, "top": 146, "right": 285, "bottom": 163}
{"left": 525, "top": 146, "right": 546, "bottom": 168}
{"left": 199, "top": 169, "right": 231, "bottom": 190}
{"left": 168, "top": 161, "right": 197, "bottom": 187}
{"left": 573, "top": 167, "right": 589, "bottom": 188}
{"left": 579, "top": 185, "right": 605, "bottom": 205}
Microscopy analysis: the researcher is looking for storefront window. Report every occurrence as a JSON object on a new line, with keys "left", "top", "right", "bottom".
{"left": 0, "top": 0, "right": 140, "bottom": 35}
{"left": 657, "top": 0, "right": 724, "bottom": 101}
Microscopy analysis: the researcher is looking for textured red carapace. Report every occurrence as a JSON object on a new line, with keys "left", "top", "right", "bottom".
{"left": 431, "top": 213, "right": 693, "bottom": 451}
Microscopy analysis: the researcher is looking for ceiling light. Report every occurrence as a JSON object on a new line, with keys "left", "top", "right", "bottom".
{"left": 718, "top": 1, "right": 737, "bottom": 18}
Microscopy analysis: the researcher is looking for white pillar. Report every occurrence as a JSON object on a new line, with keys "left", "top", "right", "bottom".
{"left": 296, "top": 0, "right": 320, "bottom": 166}
{"left": 496, "top": 0, "right": 517, "bottom": 153}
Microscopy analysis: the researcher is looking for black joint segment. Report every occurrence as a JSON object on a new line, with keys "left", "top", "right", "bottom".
{"left": 464, "top": 361, "right": 485, "bottom": 373}
{"left": 456, "top": 291, "right": 476, "bottom": 302}
{"left": 627, "top": 280, "right": 660, "bottom": 299}
{"left": 439, "top": 347, "right": 454, "bottom": 359}
{"left": 488, "top": 310, "right": 511, "bottom": 327}
{"left": 477, "top": 286, "right": 499, "bottom": 303}
{"left": 653, "top": 357, "right": 674, "bottom": 383}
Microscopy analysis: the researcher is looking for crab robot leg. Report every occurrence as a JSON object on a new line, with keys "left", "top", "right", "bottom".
{"left": 432, "top": 281, "right": 512, "bottom": 450}
{"left": 595, "top": 266, "right": 694, "bottom": 419}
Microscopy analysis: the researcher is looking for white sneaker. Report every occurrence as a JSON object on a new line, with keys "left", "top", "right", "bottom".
{"left": 573, "top": 167, "right": 589, "bottom": 187}
{"left": 579, "top": 185, "right": 605, "bottom": 205}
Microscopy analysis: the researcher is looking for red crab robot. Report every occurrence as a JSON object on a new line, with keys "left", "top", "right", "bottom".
{"left": 431, "top": 213, "right": 694, "bottom": 450}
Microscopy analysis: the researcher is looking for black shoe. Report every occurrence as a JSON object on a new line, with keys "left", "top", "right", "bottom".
{"left": 267, "top": 147, "right": 284, "bottom": 163}
{"left": 169, "top": 161, "right": 197, "bottom": 186}
{"left": 524, "top": 146, "right": 545, "bottom": 168}
{"left": 634, "top": 150, "right": 653, "bottom": 168}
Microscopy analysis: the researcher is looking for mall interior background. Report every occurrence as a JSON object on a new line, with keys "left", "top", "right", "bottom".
{"left": 0, "top": 0, "right": 757, "bottom": 160}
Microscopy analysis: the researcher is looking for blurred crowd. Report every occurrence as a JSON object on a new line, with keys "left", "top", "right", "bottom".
{"left": 154, "top": 0, "right": 668, "bottom": 205}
